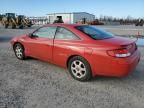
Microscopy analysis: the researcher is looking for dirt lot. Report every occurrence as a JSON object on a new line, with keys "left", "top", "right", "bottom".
{"left": 0, "top": 25, "right": 144, "bottom": 108}
{"left": 97, "top": 25, "right": 144, "bottom": 36}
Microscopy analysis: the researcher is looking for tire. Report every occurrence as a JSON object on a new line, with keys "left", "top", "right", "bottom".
{"left": 27, "top": 25, "right": 31, "bottom": 27}
{"left": 10, "top": 23, "right": 16, "bottom": 29}
{"left": 14, "top": 43, "right": 25, "bottom": 60}
{"left": 68, "top": 56, "right": 92, "bottom": 81}
{"left": 19, "top": 25, "right": 24, "bottom": 29}
{"left": 4, "top": 24, "right": 8, "bottom": 28}
{"left": 135, "top": 23, "right": 138, "bottom": 26}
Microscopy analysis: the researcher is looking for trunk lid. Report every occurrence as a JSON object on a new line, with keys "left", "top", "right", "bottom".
{"left": 96, "top": 36, "right": 137, "bottom": 54}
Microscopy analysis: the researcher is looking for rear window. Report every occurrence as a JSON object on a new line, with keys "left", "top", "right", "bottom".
{"left": 76, "top": 26, "right": 114, "bottom": 40}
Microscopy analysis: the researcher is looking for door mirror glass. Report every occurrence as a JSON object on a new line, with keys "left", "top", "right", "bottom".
{"left": 29, "top": 33, "right": 38, "bottom": 38}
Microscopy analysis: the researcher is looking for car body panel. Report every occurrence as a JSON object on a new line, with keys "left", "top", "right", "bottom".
{"left": 53, "top": 39, "right": 84, "bottom": 67}
{"left": 91, "top": 49, "right": 140, "bottom": 76}
{"left": 24, "top": 37, "right": 53, "bottom": 61}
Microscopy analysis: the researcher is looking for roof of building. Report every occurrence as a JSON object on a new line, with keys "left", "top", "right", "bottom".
{"left": 47, "top": 12, "right": 95, "bottom": 16}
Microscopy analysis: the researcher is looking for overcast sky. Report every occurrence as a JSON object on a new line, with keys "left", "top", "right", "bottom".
{"left": 0, "top": 0, "right": 143, "bottom": 18}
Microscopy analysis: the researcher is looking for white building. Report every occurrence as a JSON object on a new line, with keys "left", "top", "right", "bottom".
{"left": 28, "top": 16, "right": 48, "bottom": 25}
{"left": 47, "top": 12, "right": 95, "bottom": 24}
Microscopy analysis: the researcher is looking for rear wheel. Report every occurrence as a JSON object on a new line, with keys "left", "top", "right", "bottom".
{"left": 4, "top": 23, "right": 8, "bottom": 28}
{"left": 10, "top": 22, "right": 16, "bottom": 29}
{"left": 12, "top": 24, "right": 16, "bottom": 29}
{"left": 68, "top": 56, "right": 92, "bottom": 81}
{"left": 14, "top": 43, "right": 25, "bottom": 60}
{"left": 19, "top": 25, "right": 24, "bottom": 29}
{"left": 140, "top": 24, "right": 143, "bottom": 26}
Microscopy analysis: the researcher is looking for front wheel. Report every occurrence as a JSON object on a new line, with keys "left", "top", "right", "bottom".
{"left": 14, "top": 43, "right": 25, "bottom": 60}
{"left": 68, "top": 56, "right": 92, "bottom": 81}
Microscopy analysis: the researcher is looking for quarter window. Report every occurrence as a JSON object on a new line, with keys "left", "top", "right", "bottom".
{"left": 55, "top": 27, "right": 80, "bottom": 40}
{"left": 33, "top": 26, "right": 57, "bottom": 39}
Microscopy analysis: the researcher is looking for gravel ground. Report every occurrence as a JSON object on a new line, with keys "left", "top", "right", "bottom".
{"left": 0, "top": 25, "right": 144, "bottom": 108}
{"left": 97, "top": 25, "right": 144, "bottom": 36}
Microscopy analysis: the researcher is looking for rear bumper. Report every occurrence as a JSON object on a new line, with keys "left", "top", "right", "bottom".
{"left": 92, "top": 50, "right": 140, "bottom": 77}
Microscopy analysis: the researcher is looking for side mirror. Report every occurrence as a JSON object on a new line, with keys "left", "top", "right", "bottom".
{"left": 28, "top": 33, "right": 38, "bottom": 38}
{"left": 28, "top": 33, "right": 33, "bottom": 37}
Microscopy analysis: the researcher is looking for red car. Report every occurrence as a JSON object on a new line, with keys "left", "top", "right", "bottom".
{"left": 11, "top": 24, "right": 140, "bottom": 81}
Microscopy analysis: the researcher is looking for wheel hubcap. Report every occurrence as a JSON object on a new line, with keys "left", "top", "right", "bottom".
{"left": 71, "top": 60, "right": 86, "bottom": 78}
{"left": 15, "top": 46, "right": 23, "bottom": 58}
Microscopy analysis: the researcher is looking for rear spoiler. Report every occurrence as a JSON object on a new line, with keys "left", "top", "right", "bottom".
{"left": 121, "top": 38, "right": 137, "bottom": 46}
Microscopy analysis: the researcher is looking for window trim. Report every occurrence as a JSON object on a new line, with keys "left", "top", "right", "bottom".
{"left": 54, "top": 26, "right": 81, "bottom": 41}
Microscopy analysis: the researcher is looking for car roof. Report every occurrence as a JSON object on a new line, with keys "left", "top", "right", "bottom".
{"left": 44, "top": 23, "right": 83, "bottom": 28}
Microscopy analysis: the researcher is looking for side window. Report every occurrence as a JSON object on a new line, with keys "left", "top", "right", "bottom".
{"left": 33, "top": 26, "right": 57, "bottom": 39}
{"left": 55, "top": 27, "right": 80, "bottom": 40}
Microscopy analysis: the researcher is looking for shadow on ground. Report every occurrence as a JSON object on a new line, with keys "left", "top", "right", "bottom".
{"left": 0, "top": 36, "right": 12, "bottom": 42}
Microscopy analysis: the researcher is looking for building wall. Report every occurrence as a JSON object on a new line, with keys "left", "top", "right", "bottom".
{"left": 47, "top": 12, "right": 95, "bottom": 24}
{"left": 47, "top": 13, "right": 73, "bottom": 24}
{"left": 29, "top": 17, "right": 48, "bottom": 25}
{"left": 54, "top": 13, "right": 72, "bottom": 24}
{"left": 73, "top": 13, "right": 95, "bottom": 23}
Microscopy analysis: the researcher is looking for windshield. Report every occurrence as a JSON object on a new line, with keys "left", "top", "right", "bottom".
{"left": 76, "top": 26, "right": 114, "bottom": 40}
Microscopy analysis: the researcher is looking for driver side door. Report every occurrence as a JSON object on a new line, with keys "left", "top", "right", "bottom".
{"left": 26, "top": 26, "right": 57, "bottom": 62}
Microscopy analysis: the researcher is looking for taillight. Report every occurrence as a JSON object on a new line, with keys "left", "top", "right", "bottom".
{"left": 107, "top": 48, "right": 131, "bottom": 58}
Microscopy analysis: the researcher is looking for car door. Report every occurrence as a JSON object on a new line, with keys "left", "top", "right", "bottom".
{"left": 25, "top": 26, "right": 57, "bottom": 62}
{"left": 53, "top": 27, "right": 81, "bottom": 66}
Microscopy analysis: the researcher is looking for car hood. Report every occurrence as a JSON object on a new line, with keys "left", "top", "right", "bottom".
{"left": 13, "top": 34, "right": 27, "bottom": 40}
{"left": 11, "top": 34, "right": 27, "bottom": 43}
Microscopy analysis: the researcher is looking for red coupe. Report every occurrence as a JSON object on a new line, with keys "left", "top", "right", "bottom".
{"left": 11, "top": 24, "right": 140, "bottom": 81}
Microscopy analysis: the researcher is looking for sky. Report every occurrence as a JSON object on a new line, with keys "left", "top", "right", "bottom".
{"left": 0, "top": 0, "right": 143, "bottom": 18}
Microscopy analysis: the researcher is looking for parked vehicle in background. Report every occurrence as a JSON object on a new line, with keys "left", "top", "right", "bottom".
{"left": 0, "top": 13, "right": 33, "bottom": 29}
{"left": 88, "top": 19, "right": 104, "bottom": 25}
{"left": 78, "top": 18, "right": 104, "bottom": 25}
{"left": 135, "top": 19, "right": 144, "bottom": 26}
{"left": 11, "top": 24, "right": 140, "bottom": 81}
